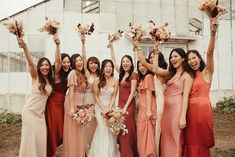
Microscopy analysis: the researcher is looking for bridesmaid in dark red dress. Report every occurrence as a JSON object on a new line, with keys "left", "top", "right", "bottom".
{"left": 184, "top": 18, "right": 218, "bottom": 157}
{"left": 109, "top": 42, "right": 138, "bottom": 157}
{"left": 45, "top": 34, "right": 71, "bottom": 157}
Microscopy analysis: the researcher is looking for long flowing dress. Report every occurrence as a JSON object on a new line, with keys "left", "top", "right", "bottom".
{"left": 184, "top": 72, "right": 214, "bottom": 157}
{"left": 118, "top": 72, "right": 138, "bottom": 157}
{"left": 19, "top": 79, "right": 52, "bottom": 157}
{"left": 153, "top": 75, "right": 165, "bottom": 157}
{"left": 137, "top": 74, "right": 157, "bottom": 157}
{"left": 161, "top": 76, "right": 184, "bottom": 157}
{"left": 45, "top": 81, "right": 67, "bottom": 157}
{"left": 84, "top": 76, "right": 97, "bottom": 154}
{"left": 88, "top": 87, "right": 120, "bottom": 157}
{"left": 62, "top": 70, "right": 86, "bottom": 157}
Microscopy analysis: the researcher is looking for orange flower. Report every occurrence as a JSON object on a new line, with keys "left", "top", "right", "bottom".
{"left": 3, "top": 19, "right": 25, "bottom": 37}
{"left": 38, "top": 17, "right": 60, "bottom": 35}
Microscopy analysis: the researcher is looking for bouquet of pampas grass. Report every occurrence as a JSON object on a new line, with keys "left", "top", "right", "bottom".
{"left": 3, "top": 19, "right": 25, "bottom": 37}
{"left": 199, "top": 0, "right": 227, "bottom": 18}
{"left": 38, "top": 17, "right": 60, "bottom": 35}
{"left": 148, "top": 20, "right": 171, "bottom": 44}
{"left": 126, "top": 23, "right": 145, "bottom": 41}
{"left": 76, "top": 23, "right": 95, "bottom": 35}
{"left": 107, "top": 29, "right": 124, "bottom": 48}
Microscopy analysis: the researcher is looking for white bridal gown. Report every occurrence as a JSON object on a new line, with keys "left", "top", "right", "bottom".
{"left": 88, "top": 87, "right": 120, "bottom": 157}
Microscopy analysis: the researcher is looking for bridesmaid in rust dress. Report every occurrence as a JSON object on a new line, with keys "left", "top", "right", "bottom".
{"left": 109, "top": 42, "right": 138, "bottom": 157}
{"left": 45, "top": 34, "right": 71, "bottom": 157}
{"left": 184, "top": 18, "right": 218, "bottom": 157}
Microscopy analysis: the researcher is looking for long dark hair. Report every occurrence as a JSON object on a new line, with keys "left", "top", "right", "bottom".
{"left": 166, "top": 48, "right": 193, "bottom": 82}
{"left": 186, "top": 49, "right": 206, "bottom": 78}
{"left": 148, "top": 51, "right": 168, "bottom": 69}
{"left": 87, "top": 56, "right": 100, "bottom": 76}
{"left": 58, "top": 53, "right": 71, "bottom": 85}
{"left": 137, "top": 59, "right": 153, "bottom": 81}
{"left": 71, "top": 53, "right": 88, "bottom": 87}
{"left": 37, "top": 57, "right": 53, "bottom": 95}
{"left": 119, "top": 55, "right": 134, "bottom": 82}
{"left": 98, "top": 59, "right": 114, "bottom": 90}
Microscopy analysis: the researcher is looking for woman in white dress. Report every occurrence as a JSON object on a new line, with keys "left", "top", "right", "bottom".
{"left": 88, "top": 59, "right": 120, "bottom": 157}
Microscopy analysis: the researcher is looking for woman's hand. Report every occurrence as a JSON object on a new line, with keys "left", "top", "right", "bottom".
{"left": 67, "top": 107, "right": 75, "bottom": 117}
{"left": 53, "top": 33, "right": 60, "bottom": 45}
{"left": 81, "top": 33, "right": 85, "bottom": 44}
{"left": 17, "top": 37, "right": 27, "bottom": 49}
{"left": 146, "top": 109, "right": 152, "bottom": 119}
{"left": 179, "top": 116, "right": 186, "bottom": 129}
{"left": 132, "top": 40, "right": 140, "bottom": 50}
{"left": 210, "top": 17, "right": 219, "bottom": 35}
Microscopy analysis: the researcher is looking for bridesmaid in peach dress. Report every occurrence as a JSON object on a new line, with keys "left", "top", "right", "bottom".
{"left": 184, "top": 18, "right": 218, "bottom": 157}
{"left": 152, "top": 48, "right": 193, "bottom": 157}
{"left": 62, "top": 54, "right": 88, "bottom": 157}
{"left": 136, "top": 60, "right": 157, "bottom": 157}
{"left": 17, "top": 37, "right": 53, "bottom": 157}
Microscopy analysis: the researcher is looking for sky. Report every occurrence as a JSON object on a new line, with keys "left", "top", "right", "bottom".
{"left": 0, "top": 0, "right": 43, "bottom": 20}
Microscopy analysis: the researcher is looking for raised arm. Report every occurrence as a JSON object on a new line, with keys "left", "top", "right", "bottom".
{"left": 93, "top": 78, "right": 106, "bottom": 115}
{"left": 81, "top": 34, "right": 91, "bottom": 77}
{"left": 53, "top": 34, "right": 62, "bottom": 82}
{"left": 179, "top": 73, "right": 193, "bottom": 129}
{"left": 152, "top": 47, "right": 169, "bottom": 77}
{"left": 204, "top": 17, "right": 218, "bottom": 82}
{"left": 108, "top": 78, "right": 119, "bottom": 111}
{"left": 132, "top": 40, "right": 153, "bottom": 71}
{"left": 109, "top": 42, "right": 120, "bottom": 73}
{"left": 17, "top": 37, "right": 37, "bottom": 81}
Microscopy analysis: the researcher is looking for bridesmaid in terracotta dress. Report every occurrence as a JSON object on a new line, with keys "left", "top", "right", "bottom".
{"left": 133, "top": 42, "right": 167, "bottom": 157}
{"left": 80, "top": 34, "right": 100, "bottom": 155}
{"left": 136, "top": 59, "right": 157, "bottom": 157}
{"left": 62, "top": 53, "right": 88, "bottom": 157}
{"left": 109, "top": 42, "right": 138, "bottom": 157}
{"left": 17, "top": 37, "right": 53, "bottom": 157}
{"left": 152, "top": 48, "right": 193, "bottom": 157}
{"left": 45, "top": 34, "right": 71, "bottom": 157}
{"left": 184, "top": 18, "right": 218, "bottom": 157}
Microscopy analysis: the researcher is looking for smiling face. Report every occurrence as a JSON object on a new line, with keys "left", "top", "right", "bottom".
{"left": 121, "top": 56, "right": 132, "bottom": 72}
{"left": 138, "top": 62, "right": 148, "bottom": 75}
{"left": 103, "top": 61, "right": 113, "bottom": 77}
{"left": 170, "top": 51, "right": 185, "bottom": 69}
{"left": 88, "top": 60, "right": 98, "bottom": 73}
{"left": 75, "top": 56, "right": 83, "bottom": 71}
{"left": 39, "top": 60, "right": 50, "bottom": 76}
{"left": 187, "top": 52, "right": 201, "bottom": 71}
{"left": 61, "top": 56, "right": 71, "bottom": 72}
{"left": 149, "top": 52, "right": 154, "bottom": 64}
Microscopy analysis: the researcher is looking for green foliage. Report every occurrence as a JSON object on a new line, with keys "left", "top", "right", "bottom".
{"left": 212, "top": 148, "right": 235, "bottom": 157}
{"left": 0, "top": 108, "right": 21, "bottom": 124}
{"left": 216, "top": 97, "right": 235, "bottom": 113}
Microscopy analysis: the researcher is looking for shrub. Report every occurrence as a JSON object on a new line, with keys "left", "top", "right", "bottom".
{"left": 216, "top": 97, "right": 235, "bottom": 113}
{"left": 0, "top": 108, "right": 21, "bottom": 124}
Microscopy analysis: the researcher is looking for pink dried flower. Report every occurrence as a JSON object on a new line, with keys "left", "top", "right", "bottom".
{"left": 76, "top": 23, "right": 95, "bottom": 35}
{"left": 38, "top": 17, "right": 60, "bottom": 35}
{"left": 126, "top": 23, "right": 145, "bottom": 41}
{"left": 103, "top": 108, "right": 128, "bottom": 135}
{"left": 198, "top": 0, "right": 227, "bottom": 18}
{"left": 73, "top": 104, "right": 95, "bottom": 127}
{"left": 3, "top": 19, "right": 25, "bottom": 37}
{"left": 148, "top": 20, "right": 171, "bottom": 44}
{"left": 107, "top": 29, "right": 123, "bottom": 48}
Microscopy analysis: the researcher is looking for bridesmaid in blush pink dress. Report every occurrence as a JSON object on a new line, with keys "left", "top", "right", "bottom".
{"left": 149, "top": 48, "right": 193, "bottom": 157}
{"left": 137, "top": 60, "right": 157, "bottom": 157}
{"left": 109, "top": 42, "right": 138, "bottom": 157}
{"left": 62, "top": 54, "right": 88, "bottom": 157}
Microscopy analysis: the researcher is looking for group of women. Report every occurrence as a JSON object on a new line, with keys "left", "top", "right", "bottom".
{"left": 17, "top": 17, "right": 218, "bottom": 157}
